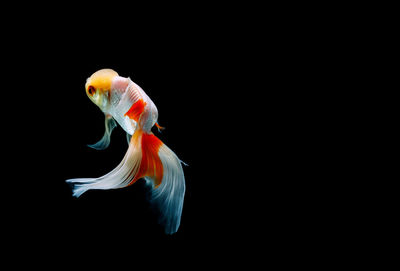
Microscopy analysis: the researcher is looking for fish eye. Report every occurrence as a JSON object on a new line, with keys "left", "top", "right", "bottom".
{"left": 88, "top": 85, "right": 96, "bottom": 96}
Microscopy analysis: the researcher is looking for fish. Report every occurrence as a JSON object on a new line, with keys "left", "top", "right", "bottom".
{"left": 66, "top": 69, "right": 186, "bottom": 234}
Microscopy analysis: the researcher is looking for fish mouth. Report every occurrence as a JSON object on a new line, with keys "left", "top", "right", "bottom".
{"left": 86, "top": 90, "right": 108, "bottom": 111}
{"left": 99, "top": 91, "right": 112, "bottom": 111}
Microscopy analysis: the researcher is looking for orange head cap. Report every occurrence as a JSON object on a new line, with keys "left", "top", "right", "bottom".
{"left": 85, "top": 69, "right": 119, "bottom": 110}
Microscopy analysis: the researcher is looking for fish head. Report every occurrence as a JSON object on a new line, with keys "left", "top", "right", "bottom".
{"left": 85, "top": 69, "right": 119, "bottom": 111}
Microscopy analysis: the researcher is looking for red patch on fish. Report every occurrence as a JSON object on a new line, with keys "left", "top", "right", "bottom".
{"left": 130, "top": 131, "right": 164, "bottom": 187}
{"left": 125, "top": 99, "right": 147, "bottom": 121}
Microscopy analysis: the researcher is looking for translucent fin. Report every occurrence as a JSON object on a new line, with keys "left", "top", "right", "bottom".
{"left": 67, "top": 129, "right": 143, "bottom": 197}
{"left": 155, "top": 122, "right": 165, "bottom": 133}
{"left": 147, "top": 143, "right": 186, "bottom": 235}
{"left": 126, "top": 132, "right": 132, "bottom": 146}
{"left": 67, "top": 129, "right": 186, "bottom": 235}
{"left": 88, "top": 114, "right": 117, "bottom": 150}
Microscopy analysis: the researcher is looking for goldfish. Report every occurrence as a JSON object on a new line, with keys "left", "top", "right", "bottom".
{"left": 66, "top": 69, "right": 186, "bottom": 234}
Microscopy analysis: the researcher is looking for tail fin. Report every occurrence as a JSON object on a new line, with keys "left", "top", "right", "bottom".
{"left": 145, "top": 143, "right": 186, "bottom": 234}
{"left": 66, "top": 129, "right": 186, "bottom": 234}
{"left": 66, "top": 130, "right": 143, "bottom": 197}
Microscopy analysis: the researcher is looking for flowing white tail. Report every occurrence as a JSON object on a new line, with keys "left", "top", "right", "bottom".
{"left": 66, "top": 128, "right": 186, "bottom": 234}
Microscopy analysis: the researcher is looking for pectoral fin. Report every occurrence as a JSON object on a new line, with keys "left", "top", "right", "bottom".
{"left": 88, "top": 114, "right": 117, "bottom": 150}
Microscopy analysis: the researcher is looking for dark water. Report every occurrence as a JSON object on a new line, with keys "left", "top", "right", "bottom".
{"left": 3, "top": 30, "right": 250, "bottom": 252}
{"left": 2, "top": 10, "right": 312, "bottom": 265}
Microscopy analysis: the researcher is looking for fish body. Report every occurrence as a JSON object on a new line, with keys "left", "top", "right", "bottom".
{"left": 67, "top": 69, "right": 186, "bottom": 234}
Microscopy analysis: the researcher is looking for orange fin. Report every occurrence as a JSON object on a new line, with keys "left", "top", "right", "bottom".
{"left": 155, "top": 122, "right": 165, "bottom": 132}
{"left": 130, "top": 131, "right": 164, "bottom": 187}
{"left": 124, "top": 99, "right": 147, "bottom": 121}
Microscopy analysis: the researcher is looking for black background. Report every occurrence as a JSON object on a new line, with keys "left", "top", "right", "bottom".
{"left": 3, "top": 17, "right": 261, "bottom": 255}
{"left": 1, "top": 5, "right": 308, "bottom": 264}
{"left": 1, "top": 3, "right": 377, "bottom": 268}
